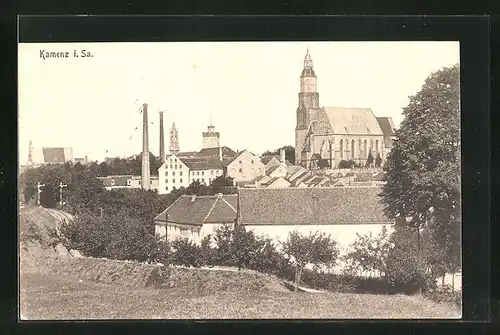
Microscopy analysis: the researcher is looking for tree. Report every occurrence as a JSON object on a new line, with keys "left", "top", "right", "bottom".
{"left": 365, "top": 150, "right": 374, "bottom": 167}
{"left": 338, "top": 160, "right": 354, "bottom": 169}
{"left": 375, "top": 153, "right": 382, "bottom": 168}
{"left": 185, "top": 180, "right": 211, "bottom": 196}
{"left": 230, "top": 224, "right": 259, "bottom": 271}
{"left": 210, "top": 176, "right": 236, "bottom": 194}
{"left": 262, "top": 145, "right": 295, "bottom": 165}
{"left": 380, "top": 64, "right": 461, "bottom": 285}
{"left": 342, "top": 225, "right": 392, "bottom": 277}
{"left": 282, "top": 230, "right": 339, "bottom": 292}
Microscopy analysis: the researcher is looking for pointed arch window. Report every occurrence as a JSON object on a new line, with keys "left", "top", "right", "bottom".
{"left": 375, "top": 140, "right": 379, "bottom": 155}
{"left": 364, "top": 140, "right": 368, "bottom": 158}
{"left": 351, "top": 140, "right": 355, "bottom": 159}
{"left": 340, "top": 139, "right": 343, "bottom": 159}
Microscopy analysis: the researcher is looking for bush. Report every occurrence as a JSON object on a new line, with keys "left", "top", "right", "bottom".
{"left": 170, "top": 238, "right": 203, "bottom": 267}
{"left": 338, "top": 160, "right": 355, "bottom": 169}
{"left": 424, "top": 285, "right": 461, "bottom": 306}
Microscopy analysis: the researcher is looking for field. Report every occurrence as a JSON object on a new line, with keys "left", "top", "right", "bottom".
{"left": 20, "top": 270, "right": 460, "bottom": 320}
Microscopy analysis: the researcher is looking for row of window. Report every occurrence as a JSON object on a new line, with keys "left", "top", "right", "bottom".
{"left": 337, "top": 139, "right": 381, "bottom": 160}
{"left": 239, "top": 160, "right": 255, "bottom": 164}
{"left": 230, "top": 167, "right": 262, "bottom": 174}
{"left": 164, "top": 177, "right": 213, "bottom": 191}
{"left": 165, "top": 171, "right": 182, "bottom": 176}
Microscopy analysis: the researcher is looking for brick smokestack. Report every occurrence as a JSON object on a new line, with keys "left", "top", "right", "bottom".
{"left": 159, "top": 111, "right": 165, "bottom": 163}
{"left": 141, "top": 103, "right": 150, "bottom": 190}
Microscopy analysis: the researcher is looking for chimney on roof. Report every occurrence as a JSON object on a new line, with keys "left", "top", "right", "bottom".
{"left": 280, "top": 148, "right": 286, "bottom": 163}
{"left": 219, "top": 146, "right": 222, "bottom": 161}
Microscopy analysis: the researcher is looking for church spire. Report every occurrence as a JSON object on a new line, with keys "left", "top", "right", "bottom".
{"left": 303, "top": 47, "right": 313, "bottom": 70}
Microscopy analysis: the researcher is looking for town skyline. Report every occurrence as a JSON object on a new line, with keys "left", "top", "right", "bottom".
{"left": 18, "top": 41, "right": 460, "bottom": 163}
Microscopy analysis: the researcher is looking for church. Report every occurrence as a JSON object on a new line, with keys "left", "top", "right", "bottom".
{"left": 295, "top": 49, "right": 396, "bottom": 169}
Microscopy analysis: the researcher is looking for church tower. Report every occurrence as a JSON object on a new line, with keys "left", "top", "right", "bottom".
{"left": 28, "top": 140, "right": 33, "bottom": 165}
{"left": 202, "top": 113, "right": 220, "bottom": 149}
{"left": 169, "top": 122, "right": 180, "bottom": 155}
{"left": 295, "top": 48, "right": 320, "bottom": 165}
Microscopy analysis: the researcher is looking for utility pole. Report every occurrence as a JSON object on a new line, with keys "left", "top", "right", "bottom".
{"left": 59, "top": 182, "right": 68, "bottom": 208}
{"left": 36, "top": 182, "right": 45, "bottom": 207}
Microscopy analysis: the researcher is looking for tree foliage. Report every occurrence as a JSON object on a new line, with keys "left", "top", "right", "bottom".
{"left": 380, "top": 64, "right": 461, "bottom": 275}
{"left": 317, "top": 159, "right": 330, "bottom": 169}
{"left": 282, "top": 230, "right": 339, "bottom": 291}
{"left": 375, "top": 153, "right": 382, "bottom": 168}
{"left": 338, "top": 160, "right": 355, "bottom": 169}
{"left": 365, "top": 150, "right": 374, "bottom": 167}
{"left": 262, "top": 145, "right": 295, "bottom": 165}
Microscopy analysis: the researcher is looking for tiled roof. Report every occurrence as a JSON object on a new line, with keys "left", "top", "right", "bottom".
{"left": 177, "top": 151, "right": 199, "bottom": 157}
{"left": 197, "top": 146, "right": 237, "bottom": 158}
{"left": 42, "top": 148, "right": 66, "bottom": 163}
{"left": 155, "top": 194, "right": 238, "bottom": 224}
{"left": 238, "top": 188, "right": 392, "bottom": 225}
{"left": 182, "top": 158, "right": 230, "bottom": 170}
{"left": 261, "top": 155, "right": 280, "bottom": 165}
{"left": 98, "top": 175, "right": 133, "bottom": 187}
{"left": 286, "top": 165, "right": 303, "bottom": 177}
{"left": 323, "top": 107, "right": 384, "bottom": 136}
{"left": 376, "top": 117, "right": 396, "bottom": 137}
{"left": 265, "top": 164, "right": 282, "bottom": 176}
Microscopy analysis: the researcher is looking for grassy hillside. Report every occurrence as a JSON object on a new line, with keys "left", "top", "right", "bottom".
{"left": 20, "top": 272, "right": 460, "bottom": 319}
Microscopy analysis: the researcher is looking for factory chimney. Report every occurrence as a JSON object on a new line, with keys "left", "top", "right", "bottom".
{"left": 159, "top": 111, "right": 165, "bottom": 163}
{"left": 141, "top": 103, "right": 151, "bottom": 190}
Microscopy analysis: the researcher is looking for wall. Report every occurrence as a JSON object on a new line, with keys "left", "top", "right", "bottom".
{"left": 189, "top": 169, "right": 223, "bottom": 185}
{"left": 155, "top": 222, "right": 230, "bottom": 246}
{"left": 267, "top": 177, "right": 291, "bottom": 189}
{"left": 158, "top": 155, "right": 191, "bottom": 194}
{"left": 227, "top": 151, "right": 265, "bottom": 182}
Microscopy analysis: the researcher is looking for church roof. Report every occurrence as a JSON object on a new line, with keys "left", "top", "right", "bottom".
{"left": 42, "top": 148, "right": 67, "bottom": 163}
{"left": 376, "top": 117, "right": 397, "bottom": 137}
{"left": 154, "top": 194, "right": 238, "bottom": 225}
{"left": 237, "top": 187, "right": 393, "bottom": 225}
{"left": 323, "top": 107, "right": 384, "bottom": 136}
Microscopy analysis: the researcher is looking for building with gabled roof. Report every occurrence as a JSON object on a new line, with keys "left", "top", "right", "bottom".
{"left": 237, "top": 187, "right": 394, "bottom": 256}
{"left": 226, "top": 149, "right": 265, "bottom": 183}
{"left": 154, "top": 187, "right": 394, "bottom": 266}
{"left": 154, "top": 193, "right": 238, "bottom": 245}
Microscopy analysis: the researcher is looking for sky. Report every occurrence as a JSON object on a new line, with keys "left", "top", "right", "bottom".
{"left": 18, "top": 41, "right": 460, "bottom": 164}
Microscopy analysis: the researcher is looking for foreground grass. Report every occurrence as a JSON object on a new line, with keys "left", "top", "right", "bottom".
{"left": 20, "top": 272, "right": 461, "bottom": 319}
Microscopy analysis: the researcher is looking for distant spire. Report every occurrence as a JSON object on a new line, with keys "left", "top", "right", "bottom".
{"left": 304, "top": 47, "right": 313, "bottom": 69}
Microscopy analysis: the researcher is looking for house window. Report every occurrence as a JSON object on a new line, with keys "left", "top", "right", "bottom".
{"left": 172, "top": 171, "right": 176, "bottom": 176}
{"left": 251, "top": 160, "right": 254, "bottom": 164}
{"left": 211, "top": 170, "right": 214, "bottom": 175}
{"left": 192, "top": 171, "right": 195, "bottom": 175}
{"left": 175, "top": 165, "right": 177, "bottom": 169}
{"left": 166, "top": 186, "right": 168, "bottom": 190}
{"left": 180, "top": 178, "right": 183, "bottom": 183}
{"left": 175, "top": 158, "right": 177, "bottom": 163}
{"left": 170, "top": 165, "right": 173, "bottom": 169}
{"left": 197, "top": 171, "right": 200, "bottom": 176}
{"left": 202, "top": 171, "right": 204, "bottom": 176}
{"left": 239, "top": 168, "right": 243, "bottom": 173}
{"left": 209, "top": 178, "right": 212, "bottom": 183}
{"left": 202, "top": 178, "right": 205, "bottom": 183}
{"left": 165, "top": 179, "right": 168, "bottom": 183}
{"left": 239, "top": 160, "right": 242, "bottom": 164}
{"left": 165, "top": 172, "right": 168, "bottom": 176}
{"left": 173, "top": 179, "right": 176, "bottom": 183}
{"left": 180, "top": 171, "right": 183, "bottom": 176}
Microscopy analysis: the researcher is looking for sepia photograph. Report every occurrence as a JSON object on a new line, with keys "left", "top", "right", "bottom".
{"left": 18, "top": 41, "right": 462, "bottom": 319}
